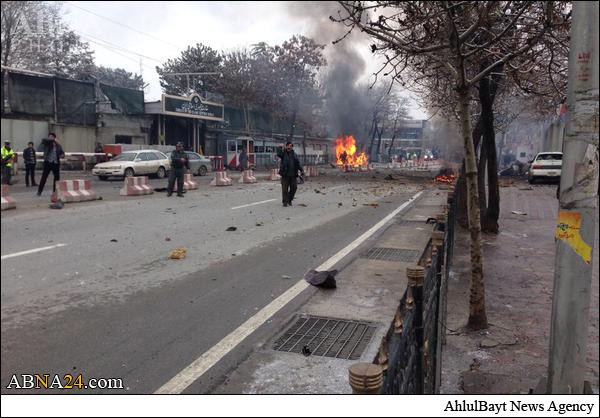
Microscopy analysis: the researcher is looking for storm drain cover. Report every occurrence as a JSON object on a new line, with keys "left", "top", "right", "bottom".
{"left": 273, "top": 315, "right": 377, "bottom": 360}
{"left": 363, "top": 247, "right": 422, "bottom": 262}
{"left": 396, "top": 219, "right": 428, "bottom": 226}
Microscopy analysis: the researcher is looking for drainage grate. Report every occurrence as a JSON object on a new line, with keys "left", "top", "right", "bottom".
{"left": 273, "top": 315, "right": 377, "bottom": 360}
{"left": 363, "top": 247, "right": 422, "bottom": 262}
{"left": 396, "top": 219, "right": 428, "bottom": 226}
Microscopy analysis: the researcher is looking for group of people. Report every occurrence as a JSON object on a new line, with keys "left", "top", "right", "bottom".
{"left": 1, "top": 133, "right": 65, "bottom": 196}
{"left": 2, "top": 136, "right": 305, "bottom": 207}
{"left": 164, "top": 141, "right": 304, "bottom": 206}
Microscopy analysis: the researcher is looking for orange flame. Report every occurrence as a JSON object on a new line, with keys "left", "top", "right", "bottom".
{"left": 335, "top": 135, "right": 369, "bottom": 166}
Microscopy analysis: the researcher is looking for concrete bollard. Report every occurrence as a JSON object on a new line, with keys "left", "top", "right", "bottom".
{"left": 431, "top": 230, "right": 445, "bottom": 249}
{"left": 348, "top": 363, "right": 383, "bottom": 394}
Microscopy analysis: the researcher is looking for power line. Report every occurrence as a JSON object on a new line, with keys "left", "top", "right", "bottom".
{"left": 78, "top": 31, "right": 164, "bottom": 64}
{"left": 83, "top": 36, "right": 155, "bottom": 71}
{"left": 65, "top": 1, "right": 183, "bottom": 49}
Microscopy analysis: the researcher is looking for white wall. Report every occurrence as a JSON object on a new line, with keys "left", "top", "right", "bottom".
{"left": 1, "top": 119, "right": 49, "bottom": 151}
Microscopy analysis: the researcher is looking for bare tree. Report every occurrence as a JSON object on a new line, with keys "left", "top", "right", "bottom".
{"left": 334, "top": 1, "right": 566, "bottom": 330}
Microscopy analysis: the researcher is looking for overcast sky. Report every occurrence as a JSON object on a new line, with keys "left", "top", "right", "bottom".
{"left": 62, "top": 1, "right": 426, "bottom": 119}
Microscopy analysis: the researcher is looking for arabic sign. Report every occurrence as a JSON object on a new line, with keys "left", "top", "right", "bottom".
{"left": 162, "top": 94, "right": 224, "bottom": 121}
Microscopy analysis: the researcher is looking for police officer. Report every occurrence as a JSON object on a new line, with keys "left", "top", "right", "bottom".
{"left": 167, "top": 142, "right": 189, "bottom": 197}
{"left": 1, "top": 140, "right": 15, "bottom": 185}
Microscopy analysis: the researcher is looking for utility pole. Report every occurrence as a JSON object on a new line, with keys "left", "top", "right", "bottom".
{"left": 547, "top": 1, "right": 599, "bottom": 394}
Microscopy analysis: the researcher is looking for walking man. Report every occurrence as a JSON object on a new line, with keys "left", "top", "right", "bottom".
{"left": 167, "top": 142, "right": 189, "bottom": 197}
{"left": 277, "top": 142, "right": 304, "bottom": 207}
{"left": 23, "top": 141, "right": 37, "bottom": 187}
{"left": 1, "top": 140, "right": 15, "bottom": 185}
{"left": 37, "top": 133, "right": 64, "bottom": 196}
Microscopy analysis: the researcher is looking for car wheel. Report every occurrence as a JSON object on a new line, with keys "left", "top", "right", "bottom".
{"left": 528, "top": 176, "right": 535, "bottom": 184}
{"left": 124, "top": 168, "right": 135, "bottom": 178}
{"left": 98, "top": 176, "right": 108, "bottom": 181}
{"left": 198, "top": 165, "right": 208, "bottom": 176}
{"left": 157, "top": 166, "right": 166, "bottom": 179}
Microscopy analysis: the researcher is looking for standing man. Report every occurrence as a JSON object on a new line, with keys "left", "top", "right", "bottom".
{"left": 23, "top": 141, "right": 37, "bottom": 187}
{"left": 277, "top": 141, "right": 304, "bottom": 207}
{"left": 239, "top": 147, "right": 248, "bottom": 172}
{"left": 167, "top": 142, "right": 189, "bottom": 197}
{"left": 37, "top": 133, "right": 64, "bottom": 196}
{"left": 1, "top": 140, "right": 15, "bottom": 185}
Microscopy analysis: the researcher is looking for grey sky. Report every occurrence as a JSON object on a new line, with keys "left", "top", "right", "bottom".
{"left": 62, "top": 1, "right": 426, "bottom": 119}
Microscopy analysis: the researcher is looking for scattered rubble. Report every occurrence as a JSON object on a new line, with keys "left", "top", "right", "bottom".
{"left": 170, "top": 248, "right": 187, "bottom": 259}
{"left": 226, "top": 226, "right": 238, "bottom": 231}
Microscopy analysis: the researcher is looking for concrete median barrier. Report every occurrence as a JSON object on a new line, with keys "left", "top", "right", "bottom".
{"left": 183, "top": 173, "right": 198, "bottom": 190}
{"left": 120, "top": 176, "right": 154, "bottom": 196}
{"left": 210, "top": 171, "right": 233, "bottom": 186}
{"left": 1, "top": 185, "right": 16, "bottom": 211}
{"left": 53, "top": 180, "right": 99, "bottom": 203}
{"left": 238, "top": 169, "right": 257, "bottom": 184}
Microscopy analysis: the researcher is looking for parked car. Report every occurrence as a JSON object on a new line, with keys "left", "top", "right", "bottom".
{"left": 92, "top": 150, "right": 170, "bottom": 180}
{"left": 165, "top": 151, "right": 212, "bottom": 176}
{"left": 528, "top": 152, "right": 562, "bottom": 184}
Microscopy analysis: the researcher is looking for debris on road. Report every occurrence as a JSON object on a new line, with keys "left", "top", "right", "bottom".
{"left": 165, "top": 237, "right": 171, "bottom": 241}
{"left": 255, "top": 222, "right": 263, "bottom": 227}
{"left": 110, "top": 239, "right": 118, "bottom": 242}
{"left": 384, "top": 174, "right": 395, "bottom": 181}
{"left": 226, "top": 226, "right": 237, "bottom": 231}
{"left": 170, "top": 248, "right": 187, "bottom": 259}
{"left": 49, "top": 201, "right": 64, "bottom": 209}
{"left": 511, "top": 210, "right": 527, "bottom": 216}
{"left": 301, "top": 345, "right": 312, "bottom": 356}
{"left": 282, "top": 275, "right": 292, "bottom": 280}
{"left": 338, "top": 202, "right": 343, "bottom": 207}
{"left": 304, "top": 269, "right": 338, "bottom": 289}
{"left": 364, "top": 202, "right": 379, "bottom": 208}
{"left": 298, "top": 203, "right": 307, "bottom": 207}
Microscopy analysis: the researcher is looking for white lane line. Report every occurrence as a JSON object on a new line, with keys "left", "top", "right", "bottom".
{"left": 155, "top": 190, "right": 423, "bottom": 394}
{"left": 230, "top": 199, "right": 277, "bottom": 210}
{"left": 1, "top": 243, "right": 68, "bottom": 260}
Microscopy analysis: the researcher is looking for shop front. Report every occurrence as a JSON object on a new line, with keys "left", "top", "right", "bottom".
{"left": 145, "top": 93, "right": 224, "bottom": 154}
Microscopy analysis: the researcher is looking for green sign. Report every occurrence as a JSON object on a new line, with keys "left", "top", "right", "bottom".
{"left": 162, "top": 94, "right": 224, "bottom": 121}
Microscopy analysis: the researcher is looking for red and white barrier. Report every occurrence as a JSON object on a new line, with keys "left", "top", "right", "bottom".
{"left": 304, "top": 166, "right": 319, "bottom": 177}
{"left": 183, "top": 173, "right": 198, "bottom": 190}
{"left": 210, "top": 171, "right": 233, "bottom": 186}
{"left": 238, "top": 169, "right": 257, "bottom": 184}
{"left": 120, "top": 176, "right": 153, "bottom": 196}
{"left": 52, "top": 180, "right": 99, "bottom": 203}
{"left": 268, "top": 169, "right": 281, "bottom": 181}
{"left": 1, "top": 185, "right": 16, "bottom": 211}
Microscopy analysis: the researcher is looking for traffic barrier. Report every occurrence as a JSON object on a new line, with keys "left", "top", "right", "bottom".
{"left": 238, "top": 169, "right": 257, "bottom": 184}
{"left": 1, "top": 185, "right": 16, "bottom": 211}
{"left": 119, "top": 176, "right": 153, "bottom": 196}
{"left": 268, "top": 168, "right": 281, "bottom": 181}
{"left": 305, "top": 166, "right": 318, "bottom": 177}
{"left": 183, "top": 173, "right": 198, "bottom": 190}
{"left": 210, "top": 171, "right": 233, "bottom": 186}
{"left": 53, "top": 180, "right": 99, "bottom": 203}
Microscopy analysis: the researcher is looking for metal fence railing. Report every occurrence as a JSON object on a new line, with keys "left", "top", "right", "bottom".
{"left": 377, "top": 184, "right": 458, "bottom": 394}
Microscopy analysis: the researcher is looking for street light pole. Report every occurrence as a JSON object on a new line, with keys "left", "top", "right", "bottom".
{"left": 547, "top": 0, "right": 599, "bottom": 394}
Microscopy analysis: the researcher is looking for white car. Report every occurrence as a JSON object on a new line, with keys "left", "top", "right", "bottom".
{"left": 92, "top": 150, "right": 171, "bottom": 180}
{"left": 528, "top": 152, "right": 562, "bottom": 184}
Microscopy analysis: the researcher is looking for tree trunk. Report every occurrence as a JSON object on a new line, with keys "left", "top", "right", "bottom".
{"left": 458, "top": 117, "right": 483, "bottom": 229}
{"left": 457, "top": 86, "right": 488, "bottom": 330}
{"left": 478, "top": 73, "right": 500, "bottom": 233}
{"left": 368, "top": 120, "right": 379, "bottom": 160}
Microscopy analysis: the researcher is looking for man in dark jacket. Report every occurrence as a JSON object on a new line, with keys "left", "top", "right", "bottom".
{"left": 277, "top": 141, "right": 304, "bottom": 207}
{"left": 167, "top": 142, "right": 189, "bottom": 197}
{"left": 23, "top": 141, "right": 37, "bottom": 187}
{"left": 37, "top": 133, "right": 64, "bottom": 196}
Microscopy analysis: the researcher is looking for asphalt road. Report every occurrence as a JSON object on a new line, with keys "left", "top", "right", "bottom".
{"left": 1, "top": 171, "right": 425, "bottom": 393}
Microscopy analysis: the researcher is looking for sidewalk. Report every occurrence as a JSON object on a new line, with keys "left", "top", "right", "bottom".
{"left": 441, "top": 182, "right": 599, "bottom": 394}
{"left": 212, "top": 189, "right": 446, "bottom": 394}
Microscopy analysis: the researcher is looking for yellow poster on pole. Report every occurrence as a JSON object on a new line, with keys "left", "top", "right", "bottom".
{"left": 555, "top": 211, "right": 592, "bottom": 264}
